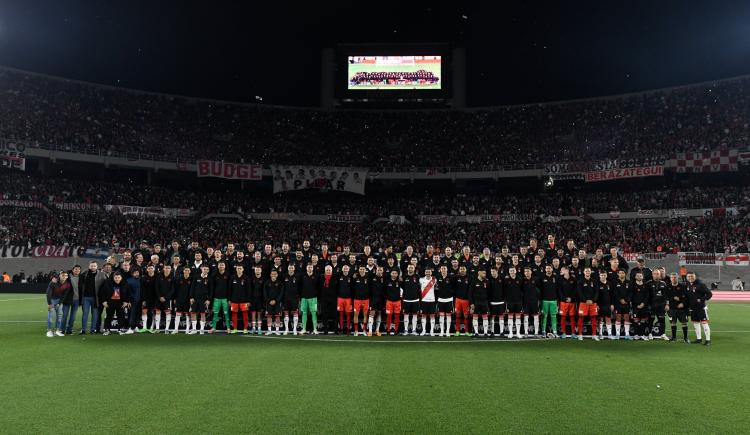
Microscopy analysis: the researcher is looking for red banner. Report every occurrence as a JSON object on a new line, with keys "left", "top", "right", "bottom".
{"left": 585, "top": 165, "right": 664, "bottom": 183}
{"left": 197, "top": 160, "right": 262, "bottom": 180}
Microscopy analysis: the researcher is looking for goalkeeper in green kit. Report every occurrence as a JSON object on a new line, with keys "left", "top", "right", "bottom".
{"left": 209, "top": 261, "right": 232, "bottom": 333}
{"left": 540, "top": 265, "right": 559, "bottom": 338}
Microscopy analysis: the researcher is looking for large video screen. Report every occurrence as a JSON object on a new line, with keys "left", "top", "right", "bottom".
{"left": 347, "top": 55, "right": 442, "bottom": 90}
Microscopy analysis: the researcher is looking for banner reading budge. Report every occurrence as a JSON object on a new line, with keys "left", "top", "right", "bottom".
{"left": 197, "top": 160, "right": 262, "bottom": 180}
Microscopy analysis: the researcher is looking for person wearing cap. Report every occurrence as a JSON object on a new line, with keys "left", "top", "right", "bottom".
{"left": 629, "top": 257, "right": 652, "bottom": 283}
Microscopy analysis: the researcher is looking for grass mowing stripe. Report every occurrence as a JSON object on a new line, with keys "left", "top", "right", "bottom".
{"left": 2, "top": 294, "right": 748, "bottom": 434}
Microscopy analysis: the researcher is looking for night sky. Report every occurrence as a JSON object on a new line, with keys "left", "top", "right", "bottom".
{"left": 1, "top": 0, "right": 750, "bottom": 106}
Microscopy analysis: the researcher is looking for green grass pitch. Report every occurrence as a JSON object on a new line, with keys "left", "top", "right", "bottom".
{"left": 348, "top": 62, "right": 442, "bottom": 90}
{"left": 2, "top": 294, "right": 749, "bottom": 434}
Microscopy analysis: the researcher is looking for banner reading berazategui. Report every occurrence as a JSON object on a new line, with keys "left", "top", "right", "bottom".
{"left": 271, "top": 166, "right": 367, "bottom": 195}
{"left": 584, "top": 157, "right": 665, "bottom": 183}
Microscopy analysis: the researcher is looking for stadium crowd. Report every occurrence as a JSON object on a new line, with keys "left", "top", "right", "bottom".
{"left": 2, "top": 172, "right": 749, "bottom": 216}
{"left": 42, "top": 236, "right": 714, "bottom": 347}
{"left": 1, "top": 67, "right": 748, "bottom": 169}
{"left": 2, "top": 204, "right": 748, "bottom": 254}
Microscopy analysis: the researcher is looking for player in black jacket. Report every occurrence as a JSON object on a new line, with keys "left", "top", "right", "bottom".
{"left": 139, "top": 264, "right": 158, "bottom": 333}
{"left": 384, "top": 269, "right": 402, "bottom": 335}
{"left": 488, "top": 268, "right": 505, "bottom": 337}
{"left": 368, "top": 266, "right": 386, "bottom": 336}
{"left": 264, "top": 270, "right": 284, "bottom": 335}
{"left": 504, "top": 267, "right": 523, "bottom": 338}
{"left": 188, "top": 264, "right": 211, "bottom": 334}
{"left": 468, "top": 270, "right": 490, "bottom": 337}
{"left": 352, "top": 266, "right": 371, "bottom": 336}
{"left": 558, "top": 267, "right": 578, "bottom": 338}
{"left": 648, "top": 269, "right": 669, "bottom": 340}
{"left": 612, "top": 270, "right": 632, "bottom": 339}
{"left": 686, "top": 272, "right": 713, "bottom": 345}
{"left": 522, "top": 268, "right": 541, "bottom": 337}
{"left": 282, "top": 264, "right": 301, "bottom": 335}
{"left": 155, "top": 264, "right": 174, "bottom": 333}
{"left": 576, "top": 267, "right": 599, "bottom": 341}
{"left": 631, "top": 271, "right": 650, "bottom": 340}
{"left": 666, "top": 272, "right": 689, "bottom": 342}
{"left": 401, "top": 265, "right": 421, "bottom": 336}
{"left": 229, "top": 264, "right": 251, "bottom": 334}
{"left": 172, "top": 267, "right": 193, "bottom": 334}
{"left": 250, "top": 266, "right": 265, "bottom": 334}
{"left": 596, "top": 271, "right": 614, "bottom": 340}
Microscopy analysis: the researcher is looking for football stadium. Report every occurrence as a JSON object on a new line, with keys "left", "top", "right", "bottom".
{"left": 1, "top": 2, "right": 750, "bottom": 434}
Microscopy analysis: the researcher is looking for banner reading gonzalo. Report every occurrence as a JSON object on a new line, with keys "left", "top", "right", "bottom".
{"left": 271, "top": 166, "right": 367, "bottom": 195}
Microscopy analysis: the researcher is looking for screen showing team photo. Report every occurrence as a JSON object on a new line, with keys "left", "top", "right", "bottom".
{"left": 347, "top": 55, "right": 442, "bottom": 90}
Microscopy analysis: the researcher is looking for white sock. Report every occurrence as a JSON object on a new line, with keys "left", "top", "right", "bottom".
{"left": 421, "top": 316, "right": 426, "bottom": 332}
{"left": 429, "top": 316, "right": 435, "bottom": 333}
{"left": 598, "top": 321, "right": 603, "bottom": 336}
{"left": 367, "top": 315, "right": 374, "bottom": 332}
{"left": 605, "top": 320, "right": 612, "bottom": 336}
{"left": 482, "top": 317, "right": 489, "bottom": 334}
{"left": 375, "top": 313, "right": 382, "bottom": 332}
{"left": 293, "top": 314, "right": 299, "bottom": 332}
{"left": 446, "top": 314, "right": 452, "bottom": 333}
{"left": 412, "top": 314, "right": 418, "bottom": 332}
{"left": 166, "top": 313, "right": 173, "bottom": 331}
{"left": 191, "top": 320, "right": 197, "bottom": 331}
{"left": 615, "top": 323, "right": 621, "bottom": 336}
{"left": 404, "top": 316, "right": 410, "bottom": 332}
{"left": 523, "top": 316, "right": 529, "bottom": 335}
{"left": 694, "top": 323, "right": 702, "bottom": 340}
{"left": 514, "top": 317, "right": 521, "bottom": 336}
{"left": 472, "top": 317, "right": 479, "bottom": 334}
{"left": 200, "top": 321, "right": 205, "bottom": 331}
{"left": 284, "top": 316, "right": 290, "bottom": 331}
{"left": 173, "top": 314, "right": 181, "bottom": 332}
{"left": 499, "top": 317, "right": 505, "bottom": 335}
{"left": 533, "top": 315, "right": 539, "bottom": 335}
{"left": 154, "top": 312, "right": 161, "bottom": 329}
{"left": 141, "top": 313, "right": 147, "bottom": 328}
{"left": 702, "top": 323, "right": 710, "bottom": 341}
{"left": 624, "top": 322, "right": 630, "bottom": 336}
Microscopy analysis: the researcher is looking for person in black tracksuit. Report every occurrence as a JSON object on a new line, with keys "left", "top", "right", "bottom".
{"left": 468, "top": 270, "right": 490, "bottom": 337}
{"left": 647, "top": 269, "right": 669, "bottom": 339}
{"left": 522, "top": 268, "right": 541, "bottom": 337}
{"left": 250, "top": 267, "right": 266, "bottom": 334}
{"left": 319, "top": 266, "right": 338, "bottom": 334}
{"left": 172, "top": 267, "right": 193, "bottom": 334}
{"left": 229, "top": 266, "right": 252, "bottom": 333}
{"left": 686, "top": 272, "right": 713, "bottom": 345}
{"left": 156, "top": 265, "right": 175, "bottom": 333}
{"left": 631, "top": 272, "right": 650, "bottom": 340}
{"left": 263, "top": 270, "right": 284, "bottom": 335}
{"left": 99, "top": 272, "right": 132, "bottom": 335}
{"left": 666, "top": 273, "right": 689, "bottom": 342}
{"left": 488, "top": 268, "right": 505, "bottom": 337}
{"left": 368, "top": 267, "right": 385, "bottom": 336}
{"left": 504, "top": 267, "right": 523, "bottom": 338}
{"left": 189, "top": 265, "right": 211, "bottom": 334}
{"left": 282, "top": 265, "right": 301, "bottom": 335}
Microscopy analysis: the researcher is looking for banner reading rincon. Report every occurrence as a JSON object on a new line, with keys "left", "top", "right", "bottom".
{"left": 271, "top": 166, "right": 367, "bottom": 195}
